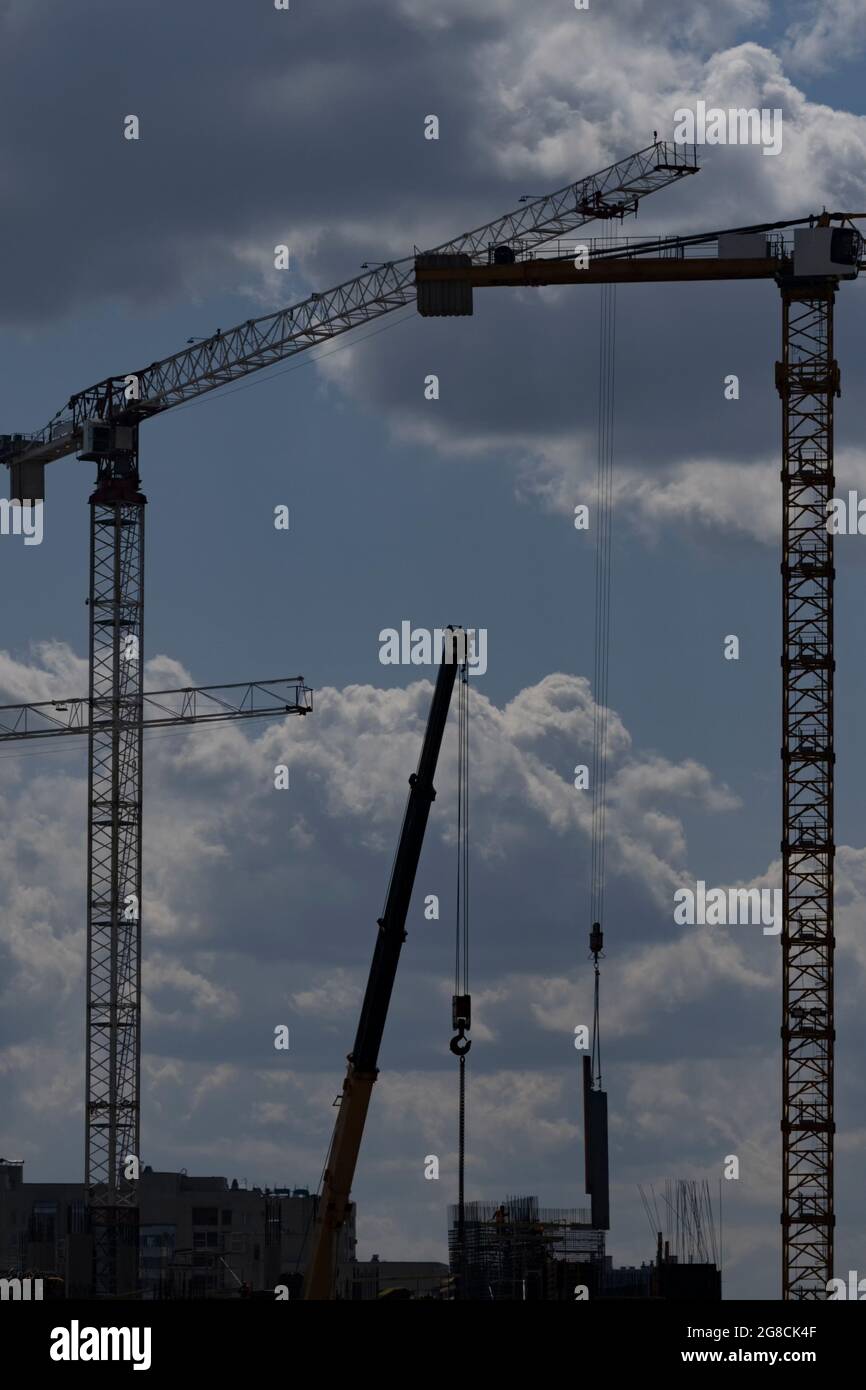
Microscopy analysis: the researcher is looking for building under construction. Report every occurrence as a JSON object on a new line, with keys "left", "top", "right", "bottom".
{"left": 448, "top": 1197, "right": 604, "bottom": 1301}
{"left": 447, "top": 1191, "right": 722, "bottom": 1302}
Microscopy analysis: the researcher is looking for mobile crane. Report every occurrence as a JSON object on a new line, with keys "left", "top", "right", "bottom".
{"left": 303, "top": 631, "right": 465, "bottom": 1299}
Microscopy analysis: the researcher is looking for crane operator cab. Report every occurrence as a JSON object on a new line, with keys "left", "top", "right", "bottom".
{"left": 793, "top": 224, "right": 862, "bottom": 281}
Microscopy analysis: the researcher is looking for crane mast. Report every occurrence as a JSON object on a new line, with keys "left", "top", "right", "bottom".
{"left": 304, "top": 634, "right": 463, "bottom": 1300}
{"left": 85, "top": 445, "right": 146, "bottom": 1295}
{"left": 778, "top": 282, "right": 836, "bottom": 1299}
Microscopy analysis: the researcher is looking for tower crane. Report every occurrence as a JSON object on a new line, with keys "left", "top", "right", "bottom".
{"left": 414, "top": 214, "right": 865, "bottom": 1299}
{"left": 0, "top": 138, "right": 694, "bottom": 1297}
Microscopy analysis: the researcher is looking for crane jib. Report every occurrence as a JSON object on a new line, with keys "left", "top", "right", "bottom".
{"left": 1, "top": 140, "right": 696, "bottom": 479}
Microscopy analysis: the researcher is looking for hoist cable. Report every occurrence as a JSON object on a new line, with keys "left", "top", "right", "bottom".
{"left": 591, "top": 274, "right": 616, "bottom": 928}
{"left": 453, "top": 661, "right": 471, "bottom": 996}
{"left": 458, "top": 1053, "right": 466, "bottom": 1232}
{"left": 462, "top": 667, "right": 470, "bottom": 995}
{"left": 451, "top": 660, "right": 471, "bottom": 1294}
{"left": 589, "top": 252, "right": 617, "bottom": 1090}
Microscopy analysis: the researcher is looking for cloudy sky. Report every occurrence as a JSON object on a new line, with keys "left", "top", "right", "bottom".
{"left": 1, "top": 0, "right": 866, "bottom": 1299}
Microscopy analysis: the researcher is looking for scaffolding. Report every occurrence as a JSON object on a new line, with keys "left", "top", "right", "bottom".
{"left": 448, "top": 1196, "right": 605, "bottom": 1301}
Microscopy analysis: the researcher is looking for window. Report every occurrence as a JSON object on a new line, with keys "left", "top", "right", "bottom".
{"left": 221, "top": 1209, "right": 232, "bottom": 1227}
{"left": 29, "top": 1201, "right": 57, "bottom": 1243}
{"left": 141, "top": 1228, "right": 174, "bottom": 1253}
{"left": 191, "top": 1207, "right": 218, "bottom": 1226}
{"left": 68, "top": 1201, "right": 87, "bottom": 1236}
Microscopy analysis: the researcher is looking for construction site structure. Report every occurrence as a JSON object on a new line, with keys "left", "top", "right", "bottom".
{"left": 448, "top": 1197, "right": 604, "bottom": 1301}
{"left": 450, "top": 1182, "right": 724, "bottom": 1302}
{"left": 415, "top": 213, "right": 863, "bottom": 1300}
{"left": 1, "top": 139, "right": 692, "bottom": 1297}
{"left": 5, "top": 129, "right": 845, "bottom": 1297}
{"left": 641, "top": 1179, "right": 723, "bottom": 1301}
